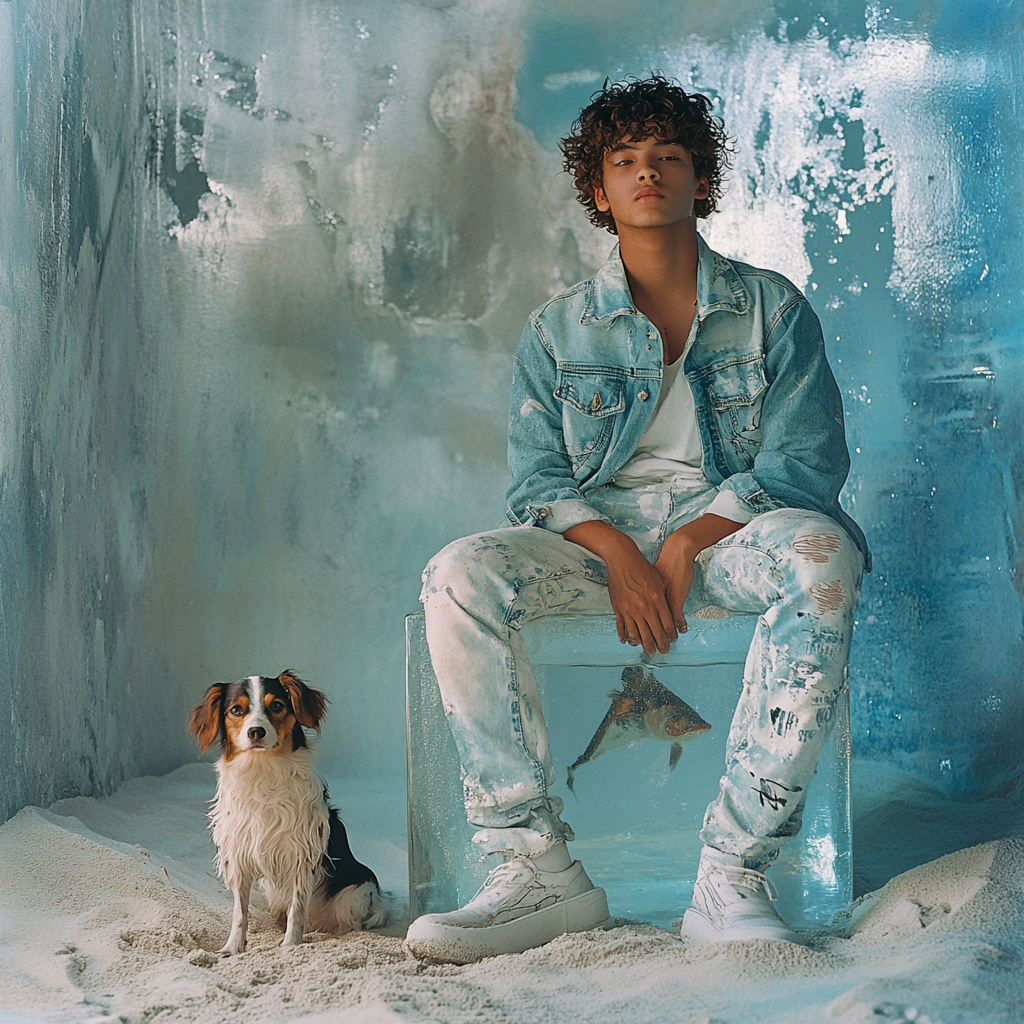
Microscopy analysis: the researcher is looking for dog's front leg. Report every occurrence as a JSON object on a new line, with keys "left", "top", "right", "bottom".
{"left": 281, "top": 877, "right": 311, "bottom": 947}
{"left": 219, "top": 876, "right": 252, "bottom": 955}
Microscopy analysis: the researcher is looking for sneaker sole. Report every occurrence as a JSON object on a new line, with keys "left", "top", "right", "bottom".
{"left": 405, "top": 887, "right": 610, "bottom": 964}
{"left": 679, "top": 907, "right": 806, "bottom": 946}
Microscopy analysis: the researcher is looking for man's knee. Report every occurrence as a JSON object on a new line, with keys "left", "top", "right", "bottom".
{"left": 420, "top": 531, "right": 516, "bottom": 606}
{"left": 777, "top": 514, "right": 862, "bottom": 614}
{"left": 421, "top": 535, "right": 479, "bottom": 604}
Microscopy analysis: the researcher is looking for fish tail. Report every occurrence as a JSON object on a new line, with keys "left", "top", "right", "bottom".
{"left": 566, "top": 765, "right": 578, "bottom": 798}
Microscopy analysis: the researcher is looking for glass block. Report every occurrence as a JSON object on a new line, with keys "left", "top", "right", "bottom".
{"left": 406, "top": 610, "right": 851, "bottom": 933}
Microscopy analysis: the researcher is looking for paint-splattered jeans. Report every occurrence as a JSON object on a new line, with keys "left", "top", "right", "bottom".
{"left": 420, "top": 481, "right": 863, "bottom": 867}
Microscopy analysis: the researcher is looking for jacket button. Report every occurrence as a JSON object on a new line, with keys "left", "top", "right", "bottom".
{"left": 646, "top": 344, "right": 652, "bottom": 351}
{"left": 638, "top": 390, "right": 649, "bottom": 401}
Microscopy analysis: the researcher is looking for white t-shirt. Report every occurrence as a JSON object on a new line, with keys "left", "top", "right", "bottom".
{"left": 614, "top": 340, "right": 753, "bottom": 525}
{"left": 614, "top": 357, "right": 705, "bottom": 488}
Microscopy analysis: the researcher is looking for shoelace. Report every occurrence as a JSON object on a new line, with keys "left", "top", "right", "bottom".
{"left": 472, "top": 856, "right": 530, "bottom": 899}
{"left": 716, "top": 864, "right": 779, "bottom": 903}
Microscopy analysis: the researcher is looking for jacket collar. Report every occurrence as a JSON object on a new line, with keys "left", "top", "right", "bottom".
{"left": 581, "top": 233, "right": 750, "bottom": 324}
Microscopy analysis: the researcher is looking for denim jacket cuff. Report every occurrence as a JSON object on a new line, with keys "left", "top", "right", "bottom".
{"left": 717, "top": 473, "right": 789, "bottom": 519}
{"left": 516, "top": 498, "right": 610, "bottom": 533}
{"left": 705, "top": 489, "right": 755, "bottom": 525}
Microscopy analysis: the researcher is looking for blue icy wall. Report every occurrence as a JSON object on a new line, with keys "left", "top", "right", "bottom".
{"left": 2, "top": 0, "right": 1022, "bottom": 833}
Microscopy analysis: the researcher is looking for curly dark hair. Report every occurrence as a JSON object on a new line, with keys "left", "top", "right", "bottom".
{"left": 560, "top": 75, "right": 732, "bottom": 233}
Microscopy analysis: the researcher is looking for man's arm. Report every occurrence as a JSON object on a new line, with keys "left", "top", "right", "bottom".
{"left": 505, "top": 318, "right": 611, "bottom": 533}
{"left": 714, "top": 296, "right": 851, "bottom": 522}
{"left": 647, "top": 298, "right": 844, "bottom": 629}
{"left": 564, "top": 512, "right": 743, "bottom": 653}
{"left": 562, "top": 520, "right": 678, "bottom": 654}
{"left": 653, "top": 513, "right": 744, "bottom": 632}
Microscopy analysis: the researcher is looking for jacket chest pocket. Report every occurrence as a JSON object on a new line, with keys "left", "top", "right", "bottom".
{"left": 554, "top": 365, "right": 625, "bottom": 469}
{"left": 706, "top": 358, "right": 767, "bottom": 464}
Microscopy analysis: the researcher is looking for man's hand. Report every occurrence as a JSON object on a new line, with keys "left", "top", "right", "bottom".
{"left": 563, "top": 521, "right": 677, "bottom": 655}
{"left": 655, "top": 514, "right": 745, "bottom": 631}
{"left": 654, "top": 531, "right": 698, "bottom": 633}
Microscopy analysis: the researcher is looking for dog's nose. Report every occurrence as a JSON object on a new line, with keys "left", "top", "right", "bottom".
{"left": 248, "top": 726, "right": 266, "bottom": 741}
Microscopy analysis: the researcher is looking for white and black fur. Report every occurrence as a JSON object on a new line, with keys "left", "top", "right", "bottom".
{"left": 189, "top": 671, "right": 387, "bottom": 954}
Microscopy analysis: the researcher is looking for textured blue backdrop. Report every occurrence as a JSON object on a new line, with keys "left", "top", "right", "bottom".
{"left": 2, "top": 2, "right": 1021, "bottom": 849}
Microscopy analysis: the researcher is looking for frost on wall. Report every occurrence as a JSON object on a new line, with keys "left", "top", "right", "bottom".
{"left": 671, "top": 23, "right": 1024, "bottom": 791}
{"left": 2, "top": 0, "right": 1021, "bottom": 821}
{"left": 1, "top": 0, "right": 170, "bottom": 819}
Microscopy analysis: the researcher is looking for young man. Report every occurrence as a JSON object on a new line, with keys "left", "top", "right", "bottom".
{"left": 407, "top": 76, "right": 869, "bottom": 963}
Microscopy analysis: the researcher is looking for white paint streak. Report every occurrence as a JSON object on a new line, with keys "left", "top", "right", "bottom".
{"left": 241, "top": 676, "right": 277, "bottom": 750}
{"left": 656, "top": 28, "right": 961, "bottom": 303}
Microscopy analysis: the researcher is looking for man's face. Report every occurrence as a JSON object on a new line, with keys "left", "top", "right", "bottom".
{"left": 592, "top": 136, "right": 710, "bottom": 232}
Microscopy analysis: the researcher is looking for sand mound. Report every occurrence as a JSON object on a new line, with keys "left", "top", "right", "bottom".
{"left": 1, "top": 767, "right": 1021, "bottom": 1023}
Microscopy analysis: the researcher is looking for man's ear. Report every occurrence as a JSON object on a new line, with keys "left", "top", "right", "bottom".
{"left": 593, "top": 183, "right": 611, "bottom": 213}
{"left": 695, "top": 176, "right": 710, "bottom": 201}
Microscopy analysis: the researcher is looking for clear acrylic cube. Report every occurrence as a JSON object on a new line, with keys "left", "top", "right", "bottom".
{"left": 406, "top": 610, "right": 851, "bottom": 932}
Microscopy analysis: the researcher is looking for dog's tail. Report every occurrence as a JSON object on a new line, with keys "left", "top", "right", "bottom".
{"left": 311, "top": 881, "right": 390, "bottom": 935}
{"left": 359, "top": 883, "right": 390, "bottom": 930}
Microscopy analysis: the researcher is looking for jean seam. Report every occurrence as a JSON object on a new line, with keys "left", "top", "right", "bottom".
{"left": 660, "top": 491, "right": 675, "bottom": 550}
{"left": 502, "top": 624, "right": 548, "bottom": 796}
{"left": 712, "top": 537, "right": 782, "bottom": 569}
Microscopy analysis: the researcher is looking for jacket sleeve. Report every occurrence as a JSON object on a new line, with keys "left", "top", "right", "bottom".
{"left": 504, "top": 317, "right": 611, "bottom": 532}
{"left": 715, "top": 296, "right": 852, "bottom": 521}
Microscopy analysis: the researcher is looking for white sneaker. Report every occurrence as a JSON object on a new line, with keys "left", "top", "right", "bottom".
{"left": 680, "top": 846, "right": 805, "bottom": 945}
{"left": 405, "top": 855, "right": 609, "bottom": 964}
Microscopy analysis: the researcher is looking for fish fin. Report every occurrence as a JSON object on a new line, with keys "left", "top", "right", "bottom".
{"left": 620, "top": 665, "right": 645, "bottom": 692}
{"left": 566, "top": 765, "right": 578, "bottom": 798}
{"left": 607, "top": 692, "right": 635, "bottom": 715}
{"left": 669, "top": 741, "right": 683, "bottom": 771}
{"left": 651, "top": 677, "right": 687, "bottom": 705}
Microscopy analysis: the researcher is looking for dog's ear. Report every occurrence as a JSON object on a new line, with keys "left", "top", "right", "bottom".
{"left": 278, "top": 671, "right": 328, "bottom": 732}
{"left": 188, "top": 682, "right": 228, "bottom": 754}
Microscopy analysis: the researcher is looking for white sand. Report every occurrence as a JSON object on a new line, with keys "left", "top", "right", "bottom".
{"left": 1, "top": 764, "right": 1021, "bottom": 1024}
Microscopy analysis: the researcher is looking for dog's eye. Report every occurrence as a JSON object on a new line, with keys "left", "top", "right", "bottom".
{"left": 229, "top": 705, "right": 246, "bottom": 717}
{"left": 268, "top": 700, "right": 286, "bottom": 714}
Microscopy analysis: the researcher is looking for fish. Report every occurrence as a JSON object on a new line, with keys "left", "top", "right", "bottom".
{"left": 566, "top": 665, "right": 711, "bottom": 795}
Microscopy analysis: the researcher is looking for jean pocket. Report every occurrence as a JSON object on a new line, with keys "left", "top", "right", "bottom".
{"left": 554, "top": 364, "right": 626, "bottom": 417}
{"left": 706, "top": 357, "right": 767, "bottom": 464}
{"left": 554, "top": 364, "right": 625, "bottom": 466}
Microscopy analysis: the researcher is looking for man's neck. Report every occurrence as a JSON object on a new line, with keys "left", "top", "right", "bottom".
{"left": 618, "top": 219, "right": 701, "bottom": 363}
{"left": 618, "top": 218, "right": 700, "bottom": 303}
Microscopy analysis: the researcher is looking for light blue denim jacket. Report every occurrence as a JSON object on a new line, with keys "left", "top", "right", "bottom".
{"left": 504, "top": 235, "right": 871, "bottom": 570}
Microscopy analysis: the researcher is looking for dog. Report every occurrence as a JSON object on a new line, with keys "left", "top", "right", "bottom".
{"left": 188, "top": 670, "right": 388, "bottom": 954}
